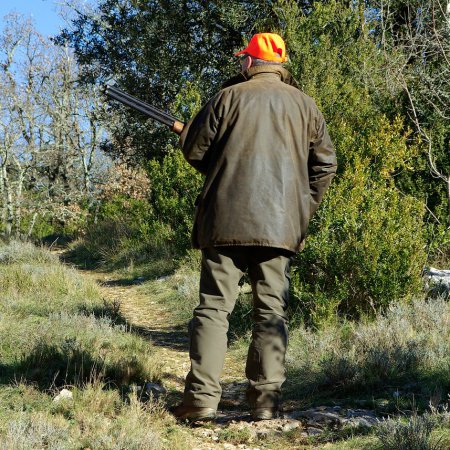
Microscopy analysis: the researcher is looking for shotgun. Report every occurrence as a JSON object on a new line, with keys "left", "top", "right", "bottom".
{"left": 104, "top": 84, "right": 185, "bottom": 135}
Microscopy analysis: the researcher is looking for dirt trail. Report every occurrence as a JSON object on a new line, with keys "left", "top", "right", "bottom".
{"left": 81, "top": 271, "right": 185, "bottom": 388}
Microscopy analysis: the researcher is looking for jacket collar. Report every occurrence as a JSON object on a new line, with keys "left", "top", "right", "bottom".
{"left": 221, "top": 65, "right": 299, "bottom": 89}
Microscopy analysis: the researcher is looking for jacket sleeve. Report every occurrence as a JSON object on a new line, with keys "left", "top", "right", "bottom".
{"left": 178, "top": 93, "right": 222, "bottom": 175}
{"left": 308, "top": 109, "right": 337, "bottom": 216}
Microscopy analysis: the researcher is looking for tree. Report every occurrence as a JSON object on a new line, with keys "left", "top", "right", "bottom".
{"left": 372, "top": 0, "right": 450, "bottom": 227}
{"left": 0, "top": 14, "right": 108, "bottom": 239}
{"left": 59, "top": 0, "right": 285, "bottom": 162}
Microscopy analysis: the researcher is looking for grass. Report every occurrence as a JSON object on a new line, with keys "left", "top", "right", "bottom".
{"left": 0, "top": 240, "right": 192, "bottom": 448}
{"left": 63, "top": 217, "right": 178, "bottom": 278}
{"left": 1, "top": 239, "right": 449, "bottom": 449}
{"left": 0, "top": 382, "right": 194, "bottom": 449}
{"left": 0, "top": 241, "right": 162, "bottom": 388}
{"left": 284, "top": 298, "right": 450, "bottom": 407}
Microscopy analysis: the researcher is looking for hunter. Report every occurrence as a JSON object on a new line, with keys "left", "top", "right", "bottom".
{"left": 172, "top": 32, "right": 337, "bottom": 421}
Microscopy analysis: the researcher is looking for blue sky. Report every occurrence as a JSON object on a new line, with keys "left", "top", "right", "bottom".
{"left": 0, "top": 0, "right": 67, "bottom": 37}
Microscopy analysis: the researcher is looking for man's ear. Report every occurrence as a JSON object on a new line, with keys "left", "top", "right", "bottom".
{"left": 242, "top": 55, "right": 252, "bottom": 71}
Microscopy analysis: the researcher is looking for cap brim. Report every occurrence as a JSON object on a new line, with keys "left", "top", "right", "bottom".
{"left": 234, "top": 48, "right": 248, "bottom": 57}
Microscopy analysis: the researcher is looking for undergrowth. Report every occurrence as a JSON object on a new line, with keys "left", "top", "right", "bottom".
{"left": 0, "top": 241, "right": 191, "bottom": 448}
{"left": 1, "top": 240, "right": 448, "bottom": 449}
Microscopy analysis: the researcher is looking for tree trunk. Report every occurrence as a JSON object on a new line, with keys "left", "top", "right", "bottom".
{"left": 2, "top": 164, "right": 13, "bottom": 239}
{"left": 447, "top": 172, "right": 450, "bottom": 228}
{"left": 13, "top": 159, "right": 25, "bottom": 239}
{"left": 27, "top": 211, "right": 38, "bottom": 239}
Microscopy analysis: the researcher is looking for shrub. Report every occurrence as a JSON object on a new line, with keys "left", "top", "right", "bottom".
{"left": 292, "top": 167, "right": 426, "bottom": 325}
{"left": 285, "top": 298, "right": 450, "bottom": 399}
{"left": 291, "top": 121, "right": 426, "bottom": 325}
{"left": 0, "top": 241, "right": 57, "bottom": 266}
{"left": 376, "top": 414, "right": 442, "bottom": 450}
{"left": 147, "top": 148, "right": 203, "bottom": 254}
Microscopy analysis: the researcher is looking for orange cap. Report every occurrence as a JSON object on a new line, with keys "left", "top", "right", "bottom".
{"left": 235, "top": 33, "right": 287, "bottom": 63}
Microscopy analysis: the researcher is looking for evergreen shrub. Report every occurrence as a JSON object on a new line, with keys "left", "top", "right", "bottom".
{"left": 290, "top": 128, "right": 426, "bottom": 324}
{"left": 147, "top": 148, "right": 203, "bottom": 254}
{"left": 280, "top": 2, "right": 428, "bottom": 324}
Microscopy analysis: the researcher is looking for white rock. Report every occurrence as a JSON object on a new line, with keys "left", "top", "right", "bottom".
{"left": 282, "top": 421, "right": 300, "bottom": 432}
{"left": 424, "top": 267, "right": 450, "bottom": 292}
{"left": 53, "top": 389, "right": 73, "bottom": 402}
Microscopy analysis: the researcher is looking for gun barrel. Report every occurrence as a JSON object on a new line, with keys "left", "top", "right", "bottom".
{"left": 104, "top": 85, "right": 185, "bottom": 134}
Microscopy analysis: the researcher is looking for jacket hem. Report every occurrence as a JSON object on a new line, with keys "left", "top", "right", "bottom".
{"left": 198, "top": 241, "right": 298, "bottom": 253}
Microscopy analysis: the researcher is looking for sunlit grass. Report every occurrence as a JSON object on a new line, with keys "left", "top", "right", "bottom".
{"left": 0, "top": 241, "right": 192, "bottom": 448}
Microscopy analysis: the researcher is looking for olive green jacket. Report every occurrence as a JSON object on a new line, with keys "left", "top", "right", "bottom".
{"left": 179, "top": 65, "right": 337, "bottom": 252}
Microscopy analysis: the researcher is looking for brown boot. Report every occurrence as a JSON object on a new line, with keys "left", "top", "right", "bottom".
{"left": 251, "top": 407, "right": 281, "bottom": 421}
{"left": 171, "top": 404, "right": 216, "bottom": 422}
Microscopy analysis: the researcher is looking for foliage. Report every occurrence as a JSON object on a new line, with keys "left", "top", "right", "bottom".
{"left": 59, "top": 0, "right": 447, "bottom": 321}
{"left": 376, "top": 414, "right": 443, "bottom": 450}
{"left": 147, "top": 148, "right": 203, "bottom": 253}
{"left": 292, "top": 157, "right": 426, "bottom": 323}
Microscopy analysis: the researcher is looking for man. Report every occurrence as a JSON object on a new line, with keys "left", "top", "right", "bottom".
{"left": 173, "top": 33, "right": 337, "bottom": 421}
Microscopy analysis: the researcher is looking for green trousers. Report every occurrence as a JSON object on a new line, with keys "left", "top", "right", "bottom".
{"left": 183, "top": 246, "right": 294, "bottom": 409}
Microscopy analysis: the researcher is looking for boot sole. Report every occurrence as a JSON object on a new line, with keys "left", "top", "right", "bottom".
{"left": 251, "top": 410, "right": 281, "bottom": 420}
{"left": 176, "top": 410, "right": 216, "bottom": 422}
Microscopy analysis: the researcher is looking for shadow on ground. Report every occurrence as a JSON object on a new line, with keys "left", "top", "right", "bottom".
{"left": 0, "top": 346, "right": 148, "bottom": 390}
{"left": 130, "top": 324, "right": 190, "bottom": 352}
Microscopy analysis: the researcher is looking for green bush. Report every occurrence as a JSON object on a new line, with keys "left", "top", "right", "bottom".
{"left": 292, "top": 162, "right": 426, "bottom": 324}
{"left": 147, "top": 149, "right": 203, "bottom": 254}
{"left": 291, "top": 119, "right": 426, "bottom": 324}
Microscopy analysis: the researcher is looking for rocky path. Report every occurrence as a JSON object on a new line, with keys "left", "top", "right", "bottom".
{"left": 76, "top": 267, "right": 378, "bottom": 449}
